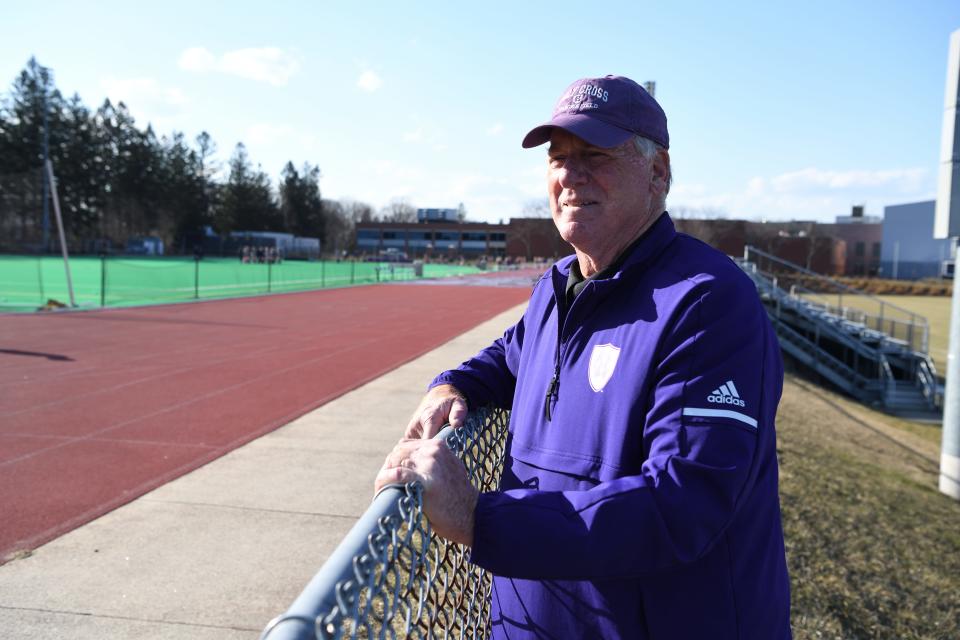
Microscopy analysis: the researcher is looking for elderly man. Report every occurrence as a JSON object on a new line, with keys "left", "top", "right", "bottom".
{"left": 376, "top": 75, "right": 791, "bottom": 639}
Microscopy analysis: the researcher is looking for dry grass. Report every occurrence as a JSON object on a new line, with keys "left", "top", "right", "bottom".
{"left": 778, "top": 375, "right": 960, "bottom": 639}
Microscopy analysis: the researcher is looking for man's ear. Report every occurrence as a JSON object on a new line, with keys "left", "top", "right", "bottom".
{"left": 650, "top": 149, "right": 671, "bottom": 195}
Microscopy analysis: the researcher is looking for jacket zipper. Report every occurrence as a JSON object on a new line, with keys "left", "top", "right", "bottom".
{"left": 544, "top": 366, "right": 560, "bottom": 421}
{"left": 545, "top": 289, "right": 571, "bottom": 421}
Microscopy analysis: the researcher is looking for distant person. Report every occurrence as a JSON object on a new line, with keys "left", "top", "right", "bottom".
{"left": 377, "top": 75, "right": 791, "bottom": 639}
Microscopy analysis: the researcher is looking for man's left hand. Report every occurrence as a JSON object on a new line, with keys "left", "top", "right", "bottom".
{"left": 375, "top": 438, "right": 479, "bottom": 547}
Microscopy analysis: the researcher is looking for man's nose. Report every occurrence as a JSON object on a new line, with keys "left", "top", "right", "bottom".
{"left": 556, "top": 157, "right": 589, "bottom": 188}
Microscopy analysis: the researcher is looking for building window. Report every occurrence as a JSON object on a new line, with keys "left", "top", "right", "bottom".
{"left": 871, "top": 242, "right": 880, "bottom": 258}
{"left": 855, "top": 242, "right": 865, "bottom": 257}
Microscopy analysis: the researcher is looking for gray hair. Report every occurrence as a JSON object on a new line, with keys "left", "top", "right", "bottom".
{"left": 633, "top": 135, "right": 672, "bottom": 195}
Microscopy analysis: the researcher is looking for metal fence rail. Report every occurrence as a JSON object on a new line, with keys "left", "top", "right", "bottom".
{"left": 261, "top": 406, "right": 510, "bottom": 640}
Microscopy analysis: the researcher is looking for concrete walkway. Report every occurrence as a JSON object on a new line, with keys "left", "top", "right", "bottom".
{"left": 0, "top": 303, "right": 526, "bottom": 639}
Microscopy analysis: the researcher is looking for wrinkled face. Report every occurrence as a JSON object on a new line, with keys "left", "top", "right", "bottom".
{"left": 547, "top": 129, "right": 664, "bottom": 269}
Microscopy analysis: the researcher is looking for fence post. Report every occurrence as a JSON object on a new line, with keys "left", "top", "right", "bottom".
{"left": 36, "top": 255, "right": 45, "bottom": 303}
{"left": 321, "top": 260, "right": 325, "bottom": 288}
{"left": 194, "top": 256, "right": 200, "bottom": 299}
{"left": 350, "top": 260, "right": 355, "bottom": 284}
{"left": 268, "top": 262, "right": 273, "bottom": 293}
{"left": 100, "top": 254, "right": 106, "bottom": 307}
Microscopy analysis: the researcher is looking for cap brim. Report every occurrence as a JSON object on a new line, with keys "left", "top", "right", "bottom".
{"left": 521, "top": 113, "right": 634, "bottom": 149}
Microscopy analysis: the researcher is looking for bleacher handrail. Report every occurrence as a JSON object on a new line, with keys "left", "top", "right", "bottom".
{"left": 743, "top": 246, "right": 926, "bottom": 320}
{"left": 742, "top": 246, "right": 929, "bottom": 354}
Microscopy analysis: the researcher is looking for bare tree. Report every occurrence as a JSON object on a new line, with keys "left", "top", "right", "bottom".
{"left": 341, "top": 199, "right": 375, "bottom": 224}
{"left": 380, "top": 198, "right": 417, "bottom": 222}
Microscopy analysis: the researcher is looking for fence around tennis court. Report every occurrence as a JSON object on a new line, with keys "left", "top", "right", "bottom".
{"left": 0, "top": 255, "right": 487, "bottom": 311}
{"left": 261, "top": 406, "right": 508, "bottom": 640}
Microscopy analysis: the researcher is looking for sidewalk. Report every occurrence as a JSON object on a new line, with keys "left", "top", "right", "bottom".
{"left": 0, "top": 303, "right": 526, "bottom": 639}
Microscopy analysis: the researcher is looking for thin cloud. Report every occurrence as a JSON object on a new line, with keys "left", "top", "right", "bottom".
{"left": 357, "top": 70, "right": 382, "bottom": 92}
{"left": 671, "top": 166, "right": 935, "bottom": 222}
{"left": 98, "top": 76, "right": 188, "bottom": 131}
{"left": 486, "top": 123, "right": 504, "bottom": 136}
{"left": 765, "top": 167, "right": 928, "bottom": 193}
{"left": 178, "top": 47, "right": 299, "bottom": 86}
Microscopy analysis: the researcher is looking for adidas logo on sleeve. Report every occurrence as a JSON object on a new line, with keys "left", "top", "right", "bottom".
{"left": 707, "top": 380, "right": 745, "bottom": 407}
{"left": 683, "top": 379, "right": 756, "bottom": 429}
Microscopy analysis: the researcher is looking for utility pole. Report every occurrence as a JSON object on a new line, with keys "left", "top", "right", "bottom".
{"left": 934, "top": 28, "right": 960, "bottom": 500}
{"left": 41, "top": 87, "right": 50, "bottom": 252}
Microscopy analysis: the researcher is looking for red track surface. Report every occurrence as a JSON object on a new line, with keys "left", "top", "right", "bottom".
{"left": 0, "top": 283, "right": 531, "bottom": 562}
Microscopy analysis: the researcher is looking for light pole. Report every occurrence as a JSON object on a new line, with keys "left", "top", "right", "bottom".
{"left": 934, "top": 28, "right": 960, "bottom": 500}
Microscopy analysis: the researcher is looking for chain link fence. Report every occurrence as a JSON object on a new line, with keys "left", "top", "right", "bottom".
{"left": 261, "top": 406, "right": 509, "bottom": 640}
{"left": 0, "top": 255, "right": 493, "bottom": 312}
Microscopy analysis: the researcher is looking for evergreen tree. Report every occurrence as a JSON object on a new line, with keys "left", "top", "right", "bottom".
{"left": 279, "top": 161, "right": 324, "bottom": 240}
{"left": 58, "top": 93, "right": 108, "bottom": 246}
{"left": 163, "top": 132, "right": 208, "bottom": 251}
{"left": 0, "top": 58, "right": 69, "bottom": 249}
{"left": 96, "top": 99, "right": 168, "bottom": 243}
{"left": 218, "top": 143, "right": 279, "bottom": 232}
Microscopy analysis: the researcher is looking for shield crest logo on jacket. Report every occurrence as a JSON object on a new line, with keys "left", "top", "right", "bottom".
{"left": 588, "top": 343, "right": 621, "bottom": 392}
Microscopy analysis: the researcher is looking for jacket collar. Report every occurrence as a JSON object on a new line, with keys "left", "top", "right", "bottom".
{"left": 553, "top": 211, "right": 677, "bottom": 284}
{"left": 550, "top": 212, "right": 677, "bottom": 309}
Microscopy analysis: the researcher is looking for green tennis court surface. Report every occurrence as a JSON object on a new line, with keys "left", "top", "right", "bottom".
{"left": 0, "top": 255, "right": 485, "bottom": 311}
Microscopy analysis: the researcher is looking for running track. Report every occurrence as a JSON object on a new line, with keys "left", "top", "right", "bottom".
{"left": 0, "top": 278, "right": 533, "bottom": 562}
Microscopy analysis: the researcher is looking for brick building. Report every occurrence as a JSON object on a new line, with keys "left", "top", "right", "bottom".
{"left": 355, "top": 214, "right": 572, "bottom": 261}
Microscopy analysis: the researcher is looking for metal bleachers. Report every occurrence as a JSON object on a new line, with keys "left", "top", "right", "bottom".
{"left": 738, "top": 246, "right": 941, "bottom": 416}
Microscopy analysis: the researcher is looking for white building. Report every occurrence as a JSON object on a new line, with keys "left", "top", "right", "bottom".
{"left": 881, "top": 201, "right": 952, "bottom": 279}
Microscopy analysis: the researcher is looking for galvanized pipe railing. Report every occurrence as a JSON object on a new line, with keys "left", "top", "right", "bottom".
{"left": 260, "top": 406, "right": 508, "bottom": 640}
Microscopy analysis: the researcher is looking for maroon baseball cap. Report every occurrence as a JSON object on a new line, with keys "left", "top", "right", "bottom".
{"left": 522, "top": 75, "right": 669, "bottom": 150}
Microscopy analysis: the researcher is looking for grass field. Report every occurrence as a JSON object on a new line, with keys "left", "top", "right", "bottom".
{"left": 778, "top": 374, "right": 959, "bottom": 638}
{"left": 0, "top": 255, "right": 485, "bottom": 311}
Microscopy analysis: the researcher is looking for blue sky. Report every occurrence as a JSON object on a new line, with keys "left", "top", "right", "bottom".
{"left": 2, "top": 1, "right": 958, "bottom": 223}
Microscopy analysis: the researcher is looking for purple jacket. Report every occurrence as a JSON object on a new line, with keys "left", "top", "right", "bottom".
{"left": 432, "top": 214, "right": 791, "bottom": 639}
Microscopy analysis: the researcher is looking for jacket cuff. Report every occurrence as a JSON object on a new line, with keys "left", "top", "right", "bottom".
{"left": 429, "top": 371, "right": 487, "bottom": 409}
{"left": 467, "top": 490, "right": 502, "bottom": 571}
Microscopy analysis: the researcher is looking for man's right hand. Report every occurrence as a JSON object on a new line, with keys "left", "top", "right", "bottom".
{"left": 405, "top": 384, "right": 468, "bottom": 439}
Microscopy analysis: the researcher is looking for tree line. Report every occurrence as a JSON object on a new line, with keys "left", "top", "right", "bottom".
{"left": 0, "top": 58, "right": 413, "bottom": 256}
